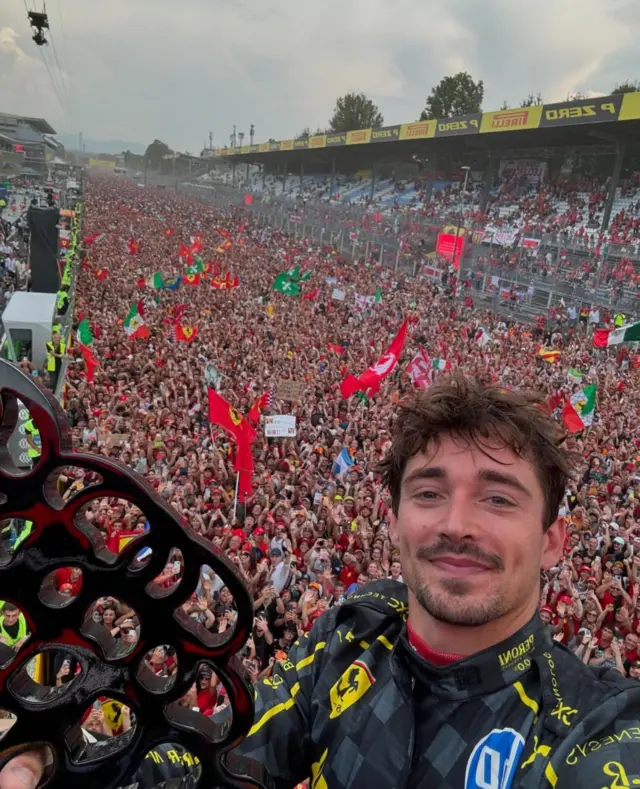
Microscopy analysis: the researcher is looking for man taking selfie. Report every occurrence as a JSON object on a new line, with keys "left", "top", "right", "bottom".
{"left": 3, "top": 376, "right": 640, "bottom": 789}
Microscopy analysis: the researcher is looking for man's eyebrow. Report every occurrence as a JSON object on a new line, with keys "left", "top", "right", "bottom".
{"left": 402, "top": 466, "right": 532, "bottom": 498}
{"left": 402, "top": 466, "right": 446, "bottom": 487}
{"left": 478, "top": 469, "right": 532, "bottom": 498}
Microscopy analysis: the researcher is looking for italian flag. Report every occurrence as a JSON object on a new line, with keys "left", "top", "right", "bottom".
{"left": 124, "top": 301, "right": 150, "bottom": 339}
{"left": 148, "top": 272, "right": 164, "bottom": 289}
{"left": 432, "top": 359, "right": 451, "bottom": 370}
{"left": 76, "top": 318, "right": 94, "bottom": 346}
{"left": 593, "top": 321, "right": 640, "bottom": 348}
{"left": 562, "top": 384, "right": 596, "bottom": 433}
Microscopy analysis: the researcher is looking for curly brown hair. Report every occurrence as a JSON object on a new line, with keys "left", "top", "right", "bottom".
{"left": 380, "top": 374, "right": 575, "bottom": 530}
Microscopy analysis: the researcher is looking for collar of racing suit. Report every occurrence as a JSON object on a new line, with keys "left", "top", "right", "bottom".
{"left": 392, "top": 613, "right": 554, "bottom": 701}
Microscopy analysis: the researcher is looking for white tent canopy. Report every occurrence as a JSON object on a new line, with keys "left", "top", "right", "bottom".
{"left": 2, "top": 291, "right": 58, "bottom": 369}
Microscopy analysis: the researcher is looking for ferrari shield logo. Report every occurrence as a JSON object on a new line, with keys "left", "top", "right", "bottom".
{"left": 183, "top": 327, "right": 194, "bottom": 340}
{"left": 329, "top": 660, "right": 375, "bottom": 719}
{"left": 229, "top": 406, "right": 243, "bottom": 426}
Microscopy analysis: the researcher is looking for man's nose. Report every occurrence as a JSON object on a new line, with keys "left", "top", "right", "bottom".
{"left": 439, "top": 489, "right": 479, "bottom": 542}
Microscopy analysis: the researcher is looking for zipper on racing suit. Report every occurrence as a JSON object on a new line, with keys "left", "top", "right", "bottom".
{"left": 390, "top": 649, "right": 416, "bottom": 789}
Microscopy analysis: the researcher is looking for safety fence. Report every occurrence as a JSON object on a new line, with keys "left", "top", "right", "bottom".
{"left": 181, "top": 182, "right": 640, "bottom": 323}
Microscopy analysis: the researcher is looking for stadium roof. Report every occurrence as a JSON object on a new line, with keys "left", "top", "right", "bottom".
{"left": 214, "top": 92, "right": 640, "bottom": 167}
{"left": 0, "top": 113, "right": 56, "bottom": 135}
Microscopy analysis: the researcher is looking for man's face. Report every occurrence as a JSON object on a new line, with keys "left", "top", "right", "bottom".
{"left": 2, "top": 608, "right": 18, "bottom": 626}
{"left": 389, "top": 435, "right": 564, "bottom": 629}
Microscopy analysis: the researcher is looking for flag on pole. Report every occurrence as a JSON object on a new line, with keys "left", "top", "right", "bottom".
{"left": 124, "top": 302, "right": 150, "bottom": 339}
{"left": 162, "top": 275, "right": 182, "bottom": 291}
{"left": 248, "top": 386, "right": 275, "bottom": 424}
{"left": 431, "top": 358, "right": 451, "bottom": 371}
{"left": 78, "top": 344, "right": 98, "bottom": 384}
{"left": 340, "top": 320, "right": 408, "bottom": 399}
{"left": 406, "top": 348, "right": 432, "bottom": 389}
{"left": 567, "top": 368, "right": 583, "bottom": 383}
{"left": 174, "top": 325, "right": 198, "bottom": 343}
{"left": 207, "top": 389, "right": 256, "bottom": 501}
{"left": 333, "top": 448, "right": 354, "bottom": 476}
{"left": 302, "top": 288, "right": 319, "bottom": 301}
{"left": 76, "top": 318, "right": 94, "bottom": 346}
{"left": 374, "top": 286, "right": 382, "bottom": 304}
{"left": 273, "top": 272, "right": 300, "bottom": 296}
{"left": 593, "top": 320, "right": 640, "bottom": 348}
{"left": 327, "top": 343, "right": 346, "bottom": 355}
{"left": 537, "top": 346, "right": 561, "bottom": 364}
{"left": 148, "top": 272, "right": 164, "bottom": 289}
{"left": 562, "top": 384, "right": 597, "bottom": 433}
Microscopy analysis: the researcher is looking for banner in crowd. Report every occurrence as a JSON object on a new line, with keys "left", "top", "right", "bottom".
{"left": 479, "top": 226, "right": 519, "bottom": 247}
{"left": 498, "top": 159, "right": 547, "bottom": 185}
{"left": 436, "top": 232, "right": 464, "bottom": 268}
{"left": 276, "top": 379, "right": 305, "bottom": 401}
{"left": 265, "top": 415, "right": 297, "bottom": 437}
{"left": 519, "top": 237, "right": 541, "bottom": 250}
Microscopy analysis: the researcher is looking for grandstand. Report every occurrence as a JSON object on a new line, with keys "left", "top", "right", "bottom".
{"left": 210, "top": 92, "right": 640, "bottom": 237}
{"left": 0, "top": 113, "right": 59, "bottom": 179}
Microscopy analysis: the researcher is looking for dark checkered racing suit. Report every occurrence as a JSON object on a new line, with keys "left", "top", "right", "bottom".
{"left": 232, "top": 579, "right": 640, "bottom": 789}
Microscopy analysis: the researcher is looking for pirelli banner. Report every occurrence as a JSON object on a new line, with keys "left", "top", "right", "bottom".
{"left": 214, "top": 91, "right": 640, "bottom": 156}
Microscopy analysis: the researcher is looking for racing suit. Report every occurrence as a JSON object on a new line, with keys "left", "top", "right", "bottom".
{"left": 234, "top": 579, "right": 640, "bottom": 789}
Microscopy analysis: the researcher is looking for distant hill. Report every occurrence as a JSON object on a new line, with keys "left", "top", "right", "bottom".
{"left": 55, "top": 133, "right": 146, "bottom": 156}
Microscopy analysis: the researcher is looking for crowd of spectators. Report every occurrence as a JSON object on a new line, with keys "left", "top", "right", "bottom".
{"left": 5, "top": 172, "right": 640, "bottom": 781}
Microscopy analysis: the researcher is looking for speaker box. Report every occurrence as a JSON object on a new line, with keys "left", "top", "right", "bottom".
{"left": 27, "top": 206, "right": 61, "bottom": 293}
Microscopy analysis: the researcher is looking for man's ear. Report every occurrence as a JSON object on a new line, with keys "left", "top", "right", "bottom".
{"left": 389, "top": 512, "right": 400, "bottom": 550}
{"left": 541, "top": 517, "right": 566, "bottom": 570}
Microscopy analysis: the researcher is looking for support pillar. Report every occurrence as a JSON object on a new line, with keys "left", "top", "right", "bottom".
{"left": 425, "top": 154, "right": 437, "bottom": 204}
{"left": 479, "top": 157, "right": 496, "bottom": 214}
{"left": 601, "top": 141, "right": 625, "bottom": 232}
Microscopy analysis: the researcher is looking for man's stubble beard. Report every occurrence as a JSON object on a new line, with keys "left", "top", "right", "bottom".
{"left": 403, "top": 550, "right": 523, "bottom": 628}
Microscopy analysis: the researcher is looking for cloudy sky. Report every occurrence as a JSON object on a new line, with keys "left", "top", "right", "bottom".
{"left": 2, "top": 0, "right": 639, "bottom": 153}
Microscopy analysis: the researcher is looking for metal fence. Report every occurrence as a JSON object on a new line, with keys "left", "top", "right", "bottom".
{"left": 182, "top": 182, "right": 640, "bottom": 323}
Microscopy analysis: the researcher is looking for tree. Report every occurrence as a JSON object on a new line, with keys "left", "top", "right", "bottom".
{"left": 520, "top": 92, "right": 543, "bottom": 107}
{"left": 612, "top": 81, "right": 640, "bottom": 94}
{"left": 420, "top": 72, "right": 484, "bottom": 120}
{"left": 499, "top": 100, "right": 511, "bottom": 110}
{"left": 144, "top": 139, "right": 173, "bottom": 170}
{"left": 328, "top": 92, "right": 383, "bottom": 132}
{"left": 296, "top": 127, "right": 311, "bottom": 140}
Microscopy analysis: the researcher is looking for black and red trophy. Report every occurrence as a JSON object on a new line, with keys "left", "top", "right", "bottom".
{"left": 0, "top": 360, "right": 266, "bottom": 789}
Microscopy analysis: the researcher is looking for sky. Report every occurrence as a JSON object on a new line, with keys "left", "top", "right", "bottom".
{"left": 1, "top": 0, "right": 639, "bottom": 154}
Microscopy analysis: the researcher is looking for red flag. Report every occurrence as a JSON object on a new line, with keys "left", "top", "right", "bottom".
{"left": 178, "top": 243, "right": 193, "bottom": 264}
{"left": 327, "top": 343, "right": 346, "bottom": 355}
{"left": 340, "top": 320, "right": 408, "bottom": 399}
{"left": 128, "top": 237, "right": 140, "bottom": 256}
{"left": 183, "top": 273, "right": 200, "bottom": 286}
{"left": 207, "top": 390, "right": 256, "bottom": 501}
{"left": 164, "top": 227, "right": 175, "bottom": 237}
{"left": 95, "top": 268, "right": 109, "bottom": 281}
{"left": 174, "top": 324, "right": 198, "bottom": 343}
{"left": 248, "top": 392, "right": 269, "bottom": 424}
{"left": 303, "top": 288, "right": 319, "bottom": 301}
{"left": 79, "top": 344, "right": 98, "bottom": 383}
